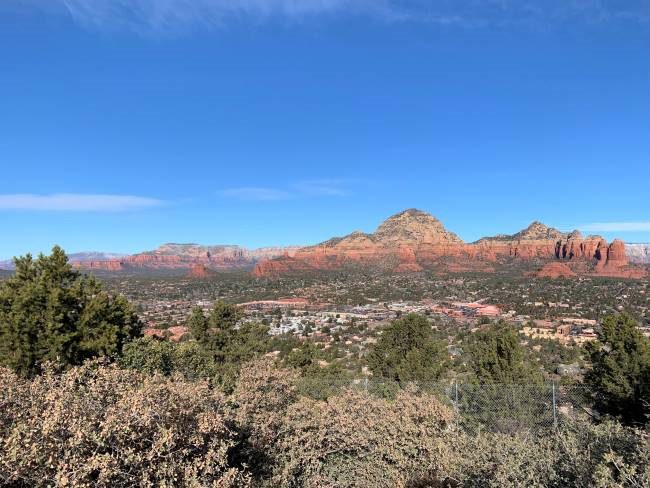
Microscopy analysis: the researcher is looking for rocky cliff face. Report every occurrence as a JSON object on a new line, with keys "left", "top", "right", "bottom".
{"left": 74, "top": 244, "right": 299, "bottom": 273}
{"left": 2, "top": 211, "right": 647, "bottom": 280}
{"left": 186, "top": 264, "right": 215, "bottom": 279}
{"left": 254, "top": 209, "right": 647, "bottom": 279}
{"left": 2, "top": 252, "right": 127, "bottom": 271}
{"left": 626, "top": 244, "right": 650, "bottom": 264}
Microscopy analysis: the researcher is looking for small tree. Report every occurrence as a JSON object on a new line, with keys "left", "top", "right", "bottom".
{"left": 0, "top": 246, "right": 141, "bottom": 376}
{"left": 209, "top": 300, "right": 244, "bottom": 331}
{"left": 367, "top": 313, "right": 447, "bottom": 383}
{"left": 467, "top": 321, "right": 542, "bottom": 385}
{"left": 586, "top": 313, "right": 650, "bottom": 424}
{"left": 184, "top": 300, "right": 270, "bottom": 388}
{"left": 187, "top": 306, "right": 209, "bottom": 343}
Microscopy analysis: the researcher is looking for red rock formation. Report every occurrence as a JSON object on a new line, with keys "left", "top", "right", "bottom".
{"left": 593, "top": 239, "right": 647, "bottom": 278}
{"left": 606, "top": 239, "right": 628, "bottom": 265}
{"left": 73, "top": 260, "right": 124, "bottom": 271}
{"left": 187, "top": 264, "right": 214, "bottom": 279}
{"left": 252, "top": 209, "right": 647, "bottom": 280}
{"left": 75, "top": 244, "right": 299, "bottom": 273}
{"left": 68, "top": 209, "right": 647, "bottom": 280}
{"left": 394, "top": 246, "right": 423, "bottom": 273}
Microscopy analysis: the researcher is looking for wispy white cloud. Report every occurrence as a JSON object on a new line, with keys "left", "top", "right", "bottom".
{"left": 291, "top": 179, "right": 349, "bottom": 197}
{"left": 42, "top": 0, "right": 387, "bottom": 33}
{"left": 580, "top": 222, "right": 650, "bottom": 232}
{"left": 0, "top": 193, "right": 163, "bottom": 211}
{"left": 218, "top": 187, "right": 293, "bottom": 201}
{"left": 22, "top": 0, "right": 650, "bottom": 33}
{"left": 219, "top": 179, "right": 355, "bottom": 201}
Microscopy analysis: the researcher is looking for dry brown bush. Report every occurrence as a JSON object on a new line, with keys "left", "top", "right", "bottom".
{"left": 1, "top": 360, "right": 647, "bottom": 488}
{"left": 232, "top": 357, "right": 299, "bottom": 447}
{"left": 273, "top": 388, "right": 455, "bottom": 488}
{"left": 0, "top": 361, "right": 250, "bottom": 488}
{"left": 229, "top": 357, "right": 300, "bottom": 481}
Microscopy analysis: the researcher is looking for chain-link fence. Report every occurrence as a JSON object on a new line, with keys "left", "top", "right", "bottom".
{"left": 296, "top": 378, "right": 594, "bottom": 434}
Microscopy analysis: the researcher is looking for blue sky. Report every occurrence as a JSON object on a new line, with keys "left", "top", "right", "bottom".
{"left": 1, "top": 0, "right": 650, "bottom": 259}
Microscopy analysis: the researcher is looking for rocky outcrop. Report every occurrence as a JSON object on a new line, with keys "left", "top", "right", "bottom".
{"left": 593, "top": 239, "right": 647, "bottom": 278}
{"left": 373, "top": 209, "right": 463, "bottom": 245}
{"left": 393, "top": 246, "right": 423, "bottom": 273}
{"left": 5, "top": 210, "right": 646, "bottom": 281}
{"left": 254, "top": 209, "right": 647, "bottom": 279}
{"left": 186, "top": 264, "right": 215, "bottom": 279}
{"left": 625, "top": 244, "right": 650, "bottom": 264}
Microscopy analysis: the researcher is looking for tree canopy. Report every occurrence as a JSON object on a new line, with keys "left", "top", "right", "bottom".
{"left": 586, "top": 313, "right": 650, "bottom": 424}
{"left": 367, "top": 313, "right": 447, "bottom": 383}
{"left": 0, "top": 246, "right": 141, "bottom": 376}
{"left": 467, "top": 321, "right": 542, "bottom": 385}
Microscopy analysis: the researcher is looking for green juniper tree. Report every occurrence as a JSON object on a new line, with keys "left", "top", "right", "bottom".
{"left": 0, "top": 246, "right": 141, "bottom": 376}
{"left": 586, "top": 313, "right": 650, "bottom": 424}
{"left": 467, "top": 321, "right": 542, "bottom": 385}
{"left": 367, "top": 313, "right": 447, "bottom": 383}
{"left": 187, "top": 306, "right": 209, "bottom": 344}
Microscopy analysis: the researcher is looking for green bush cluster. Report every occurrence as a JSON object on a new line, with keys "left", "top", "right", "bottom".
{"left": 0, "top": 247, "right": 141, "bottom": 377}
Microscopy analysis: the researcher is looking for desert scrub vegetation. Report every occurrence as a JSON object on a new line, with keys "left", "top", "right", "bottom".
{"left": 0, "top": 361, "right": 250, "bottom": 488}
{"left": 2, "top": 358, "right": 647, "bottom": 488}
{"left": 0, "top": 248, "right": 648, "bottom": 488}
{"left": 271, "top": 388, "right": 456, "bottom": 488}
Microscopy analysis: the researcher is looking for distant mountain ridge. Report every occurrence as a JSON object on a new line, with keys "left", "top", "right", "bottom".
{"left": 253, "top": 209, "right": 647, "bottom": 279}
{"left": 1, "top": 210, "right": 647, "bottom": 279}
{"left": 69, "top": 243, "right": 300, "bottom": 272}
{"left": 0, "top": 251, "right": 127, "bottom": 271}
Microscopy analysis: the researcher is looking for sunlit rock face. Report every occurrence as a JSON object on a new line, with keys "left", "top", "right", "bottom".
{"left": 626, "top": 244, "right": 650, "bottom": 264}
{"left": 254, "top": 209, "right": 647, "bottom": 279}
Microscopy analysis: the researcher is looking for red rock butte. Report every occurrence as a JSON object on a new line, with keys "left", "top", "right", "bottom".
{"left": 253, "top": 209, "right": 647, "bottom": 279}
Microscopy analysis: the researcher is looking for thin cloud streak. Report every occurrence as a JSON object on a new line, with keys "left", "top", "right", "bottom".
{"left": 580, "top": 222, "right": 650, "bottom": 232}
{"left": 218, "top": 187, "right": 293, "bottom": 201}
{"left": 24, "top": 0, "right": 650, "bottom": 33}
{"left": 291, "top": 179, "right": 349, "bottom": 196}
{"left": 51, "top": 0, "right": 385, "bottom": 32}
{"left": 219, "top": 180, "right": 354, "bottom": 201}
{"left": 0, "top": 193, "right": 164, "bottom": 212}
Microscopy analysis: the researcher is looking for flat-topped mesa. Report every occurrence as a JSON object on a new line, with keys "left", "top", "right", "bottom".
{"left": 73, "top": 244, "right": 299, "bottom": 273}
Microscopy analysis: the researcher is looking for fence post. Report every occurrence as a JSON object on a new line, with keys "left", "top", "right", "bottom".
{"left": 454, "top": 382, "right": 459, "bottom": 412}
{"left": 552, "top": 382, "right": 557, "bottom": 429}
{"left": 364, "top": 378, "right": 368, "bottom": 392}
